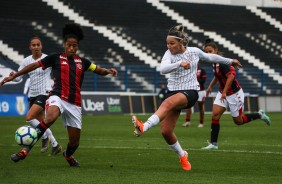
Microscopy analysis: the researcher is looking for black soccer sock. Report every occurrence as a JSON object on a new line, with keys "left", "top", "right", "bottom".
{"left": 210, "top": 119, "right": 220, "bottom": 145}
{"left": 27, "top": 121, "right": 49, "bottom": 150}
{"left": 35, "top": 121, "right": 49, "bottom": 139}
{"left": 65, "top": 144, "right": 79, "bottom": 158}
{"left": 242, "top": 113, "right": 261, "bottom": 123}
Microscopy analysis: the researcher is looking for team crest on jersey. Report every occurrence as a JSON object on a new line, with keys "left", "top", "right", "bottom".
{"left": 76, "top": 63, "right": 82, "bottom": 70}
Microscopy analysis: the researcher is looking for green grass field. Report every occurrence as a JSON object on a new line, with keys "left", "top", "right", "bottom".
{"left": 0, "top": 113, "right": 281, "bottom": 184}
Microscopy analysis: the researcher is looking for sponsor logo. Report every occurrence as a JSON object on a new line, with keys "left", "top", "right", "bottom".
{"left": 106, "top": 97, "right": 121, "bottom": 112}
{"left": 82, "top": 99, "right": 105, "bottom": 111}
{"left": 74, "top": 59, "right": 82, "bottom": 63}
{"left": 60, "top": 55, "right": 67, "bottom": 60}
{"left": 107, "top": 97, "right": 120, "bottom": 105}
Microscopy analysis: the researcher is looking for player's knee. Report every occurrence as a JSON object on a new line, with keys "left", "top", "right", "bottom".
{"left": 44, "top": 114, "right": 58, "bottom": 125}
{"left": 26, "top": 114, "right": 35, "bottom": 121}
{"left": 212, "top": 113, "right": 221, "bottom": 120}
{"left": 161, "top": 100, "right": 174, "bottom": 112}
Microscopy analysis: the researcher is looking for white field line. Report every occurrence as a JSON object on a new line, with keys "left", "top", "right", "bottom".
{"left": 2, "top": 144, "right": 281, "bottom": 155}
{"left": 83, "top": 146, "right": 282, "bottom": 155}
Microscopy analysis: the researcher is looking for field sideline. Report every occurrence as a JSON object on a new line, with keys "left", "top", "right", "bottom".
{"left": 0, "top": 113, "right": 281, "bottom": 184}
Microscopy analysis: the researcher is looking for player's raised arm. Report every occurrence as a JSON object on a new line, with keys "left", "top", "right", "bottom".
{"left": 0, "top": 62, "right": 40, "bottom": 86}
{"left": 87, "top": 62, "right": 118, "bottom": 77}
{"left": 94, "top": 66, "right": 118, "bottom": 76}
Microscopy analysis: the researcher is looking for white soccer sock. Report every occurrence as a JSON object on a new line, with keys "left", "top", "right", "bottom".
{"left": 44, "top": 129, "right": 58, "bottom": 147}
{"left": 143, "top": 114, "right": 160, "bottom": 132}
{"left": 169, "top": 141, "right": 185, "bottom": 158}
{"left": 27, "top": 119, "right": 40, "bottom": 128}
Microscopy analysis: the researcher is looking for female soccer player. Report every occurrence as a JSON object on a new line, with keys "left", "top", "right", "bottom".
{"left": 131, "top": 25, "right": 242, "bottom": 171}
{"left": 15, "top": 37, "right": 61, "bottom": 156}
{"left": 1, "top": 23, "right": 118, "bottom": 167}
{"left": 201, "top": 39, "right": 271, "bottom": 150}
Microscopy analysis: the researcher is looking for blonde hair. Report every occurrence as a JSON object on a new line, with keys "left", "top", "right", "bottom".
{"left": 168, "top": 25, "right": 189, "bottom": 47}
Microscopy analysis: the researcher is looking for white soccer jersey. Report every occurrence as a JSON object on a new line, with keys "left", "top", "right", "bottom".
{"left": 160, "top": 47, "right": 232, "bottom": 91}
{"left": 17, "top": 54, "right": 52, "bottom": 97}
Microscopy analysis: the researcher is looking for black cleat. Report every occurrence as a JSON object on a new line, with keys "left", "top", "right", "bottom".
{"left": 63, "top": 151, "right": 80, "bottom": 167}
{"left": 11, "top": 150, "right": 28, "bottom": 162}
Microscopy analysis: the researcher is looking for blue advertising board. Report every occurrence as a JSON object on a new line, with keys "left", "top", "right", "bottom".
{"left": 0, "top": 94, "right": 28, "bottom": 116}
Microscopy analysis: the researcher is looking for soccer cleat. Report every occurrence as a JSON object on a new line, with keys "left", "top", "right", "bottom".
{"left": 179, "top": 151, "right": 191, "bottom": 171}
{"left": 50, "top": 144, "right": 62, "bottom": 156}
{"left": 197, "top": 124, "right": 204, "bottom": 128}
{"left": 258, "top": 109, "right": 272, "bottom": 126}
{"left": 11, "top": 150, "right": 28, "bottom": 162}
{"left": 132, "top": 115, "right": 144, "bottom": 137}
{"left": 201, "top": 142, "right": 218, "bottom": 150}
{"left": 63, "top": 151, "right": 80, "bottom": 167}
{"left": 182, "top": 121, "right": 191, "bottom": 127}
{"left": 41, "top": 138, "right": 49, "bottom": 153}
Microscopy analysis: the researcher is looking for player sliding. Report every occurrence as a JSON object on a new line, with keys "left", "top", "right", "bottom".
{"left": 131, "top": 25, "right": 242, "bottom": 171}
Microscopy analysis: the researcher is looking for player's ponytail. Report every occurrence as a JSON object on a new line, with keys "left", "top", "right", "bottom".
{"left": 168, "top": 25, "right": 189, "bottom": 46}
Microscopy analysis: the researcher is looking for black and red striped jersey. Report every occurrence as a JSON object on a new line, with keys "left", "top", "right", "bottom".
{"left": 212, "top": 63, "right": 241, "bottom": 95}
{"left": 196, "top": 67, "right": 207, "bottom": 91}
{"left": 39, "top": 53, "right": 92, "bottom": 106}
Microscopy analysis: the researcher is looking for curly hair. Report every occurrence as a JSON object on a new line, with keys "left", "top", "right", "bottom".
{"left": 62, "top": 23, "right": 84, "bottom": 42}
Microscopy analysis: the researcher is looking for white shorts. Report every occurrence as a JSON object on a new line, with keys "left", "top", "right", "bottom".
{"left": 198, "top": 90, "right": 206, "bottom": 102}
{"left": 46, "top": 95, "right": 82, "bottom": 129}
{"left": 213, "top": 88, "right": 244, "bottom": 117}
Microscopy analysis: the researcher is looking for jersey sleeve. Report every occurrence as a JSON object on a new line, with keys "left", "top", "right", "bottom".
{"left": 38, "top": 54, "right": 58, "bottom": 70}
{"left": 160, "top": 50, "right": 182, "bottom": 74}
{"left": 195, "top": 47, "right": 233, "bottom": 65}
{"left": 14, "top": 58, "right": 28, "bottom": 82}
{"left": 81, "top": 58, "right": 96, "bottom": 72}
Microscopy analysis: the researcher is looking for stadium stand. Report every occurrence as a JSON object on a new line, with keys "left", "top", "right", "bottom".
{"left": 0, "top": 0, "right": 281, "bottom": 94}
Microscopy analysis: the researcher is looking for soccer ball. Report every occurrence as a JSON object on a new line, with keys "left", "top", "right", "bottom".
{"left": 15, "top": 125, "right": 38, "bottom": 147}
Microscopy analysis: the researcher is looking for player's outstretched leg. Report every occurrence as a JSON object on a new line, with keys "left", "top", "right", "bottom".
{"left": 258, "top": 109, "right": 272, "bottom": 125}
{"left": 132, "top": 115, "right": 144, "bottom": 137}
{"left": 11, "top": 149, "right": 29, "bottom": 162}
{"left": 179, "top": 151, "right": 191, "bottom": 171}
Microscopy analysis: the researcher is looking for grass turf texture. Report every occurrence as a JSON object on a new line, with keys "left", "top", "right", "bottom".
{"left": 0, "top": 113, "right": 281, "bottom": 184}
